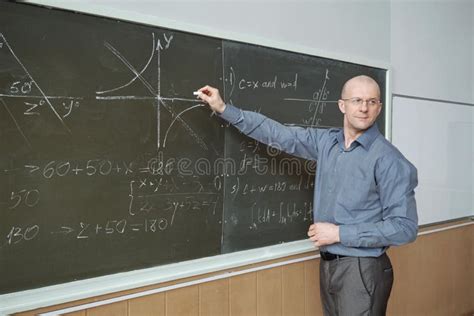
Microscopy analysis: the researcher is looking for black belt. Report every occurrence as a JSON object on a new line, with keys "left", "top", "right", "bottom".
{"left": 320, "top": 251, "right": 348, "bottom": 261}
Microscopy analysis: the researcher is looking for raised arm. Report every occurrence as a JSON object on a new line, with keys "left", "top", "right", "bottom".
{"left": 197, "top": 85, "right": 322, "bottom": 161}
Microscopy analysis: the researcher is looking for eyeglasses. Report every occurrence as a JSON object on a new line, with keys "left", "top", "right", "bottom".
{"left": 341, "top": 97, "right": 381, "bottom": 107}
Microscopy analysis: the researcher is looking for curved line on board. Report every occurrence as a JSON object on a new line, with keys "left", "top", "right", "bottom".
{"left": 162, "top": 104, "right": 205, "bottom": 148}
{"left": 96, "top": 33, "right": 156, "bottom": 95}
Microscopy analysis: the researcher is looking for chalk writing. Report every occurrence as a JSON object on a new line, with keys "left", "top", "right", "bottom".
{"left": 128, "top": 178, "right": 219, "bottom": 217}
{"left": 283, "top": 69, "right": 339, "bottom": 128}
{"left": 237, "top": 74, "right": 298, "bottom": 91}
{"left": 95, "top": 32, "right": 206, "bottom": 151}
{"left": 23, "top": 100, "right": 43, "bottom": 115}
{"left": 49, "top": 217, "right": 187, "bottom": 240}
{"left": 8, "top": 189, "right": 40, "bottom": 210}
{"left": 6, "top": 225, "right": 40, "bottom": 245}
{"left": 245, "top": 201, "right": 313, "bottom": 230}
{"left": 10, "top": 80, "right": 33, "bottom": 95}
{"left": 0, "top": 33, "right": 71, "bottom": 133}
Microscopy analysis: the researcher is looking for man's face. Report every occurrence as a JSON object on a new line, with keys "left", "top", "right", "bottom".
{"left": 338, "top": 81, "right": 382, "bottom": 134}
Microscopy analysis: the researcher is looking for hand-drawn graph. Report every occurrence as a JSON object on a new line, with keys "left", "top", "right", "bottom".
{"left": 284, "top": 69, "right": 339, "bottom": 128}
{"left": 95, "top": 32, "right": 208, "bottom": 151}
{"left": 0, "top": 32, "right": 210, "bottom": 151}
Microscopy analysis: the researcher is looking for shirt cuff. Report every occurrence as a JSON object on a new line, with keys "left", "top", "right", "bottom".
{"left": 339, "top": 225, "right": 358, "bottom": 247}
{"left": 218, "top": 104, "right": 243, "bottom": 124}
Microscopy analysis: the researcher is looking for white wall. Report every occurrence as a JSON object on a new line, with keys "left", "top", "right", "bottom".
{"left": 391, "top": 0, "right": 473, "bottom": 104}
{"left": 390, "top": 0, "right": 473, "bottom": 224}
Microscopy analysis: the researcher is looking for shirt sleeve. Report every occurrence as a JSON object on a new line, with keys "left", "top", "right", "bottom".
{"left": 219, "top": 104, "right": 321, "bottom": 161}
{"left": 339, "top": 155, "right": 419, "bottom": 248}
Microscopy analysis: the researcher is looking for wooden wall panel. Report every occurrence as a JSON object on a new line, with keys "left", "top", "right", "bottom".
{"left": 229, "top": 272, "right": 257, "bottom": 316}
{"left": 282, "top": 262, "right": 305, "bottom": 316}
{"left": 257, "top": 267, "right": 282, "bottom": 316}
{"left": 128, "top": 293, "right": 165, "bottom": 316}
{"left": 199, "top": 279, "right": 229, "bottom": 316}
{"left": 419, "top": 232, "right": 452, "bottom": 316}
{"left": 449, "top": 226, "right": 473, "bottom": 316}
{"left": 387, "top": 225, "right": 474, "bottom": 316}
{"left": 86, "top": 301, "right": 127, "bottom": 316}
{"left": 387, "top": 239, "right": 422, "bottom": 315}
{"left": 304, "top": 260, "right": 322, "bottom": 316}
{"left": 166, "top": 286, "right": 199, "bottom": 316}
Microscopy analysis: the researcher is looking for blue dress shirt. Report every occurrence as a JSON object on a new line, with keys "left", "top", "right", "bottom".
{"left": 220, "top": 104, "right": 418, "bottom": 257}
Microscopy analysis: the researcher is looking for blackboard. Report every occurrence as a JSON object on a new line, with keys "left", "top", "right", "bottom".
{"left": 0, "top": 2, "right": 386, "bottom": 294}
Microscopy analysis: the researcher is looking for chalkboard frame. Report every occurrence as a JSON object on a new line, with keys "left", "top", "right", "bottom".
{"left": 0, "top": 1, "right": 391, "bottom": 314}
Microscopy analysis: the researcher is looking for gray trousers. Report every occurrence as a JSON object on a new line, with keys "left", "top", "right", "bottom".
{"left": 320, "top": 253, "right": 393, "bottom": 316}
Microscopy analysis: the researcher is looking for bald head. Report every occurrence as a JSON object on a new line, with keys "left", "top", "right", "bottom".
{"left": 341, "top": 75, "right": 380, "bottom": 99}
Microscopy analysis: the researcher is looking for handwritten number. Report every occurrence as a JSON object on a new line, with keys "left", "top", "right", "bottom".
{"left": 10, "top": 80, "right": 32, "bottom": 94}
{"left": 6, "top": 225, "right": 39, "bottom": 245}
{"left": 43, "top": 161, "right": 56, "bottom": 179}
{"left": 10, "top": 81, "right": 20, "bottom": 94}
{"left": 9, "top": 189, "right": 40, "bottom": 209}
{"left": 9, "top": 191, "right": 23, "bottom": 209}
{"left": 77, "top": 222, "right": 90, "bottom": 239}
{"left": 6, "top": 227, "right": 21, "bottom": 244}
{"left": 86, "top": 160, "right": 98, "bottom": 176}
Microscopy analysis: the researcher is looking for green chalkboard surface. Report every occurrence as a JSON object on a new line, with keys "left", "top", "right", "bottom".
{"left": 0, "top": 2, "right": 386, "bottom": 294}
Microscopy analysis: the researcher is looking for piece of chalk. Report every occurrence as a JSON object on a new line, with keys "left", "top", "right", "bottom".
{"left": 193, "top": 91, "right": 201, "bottom": 95}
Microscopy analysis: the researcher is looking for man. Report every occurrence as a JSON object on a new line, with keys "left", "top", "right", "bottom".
{"left": 197, "top": 75, "right": 418, "bottom": 316}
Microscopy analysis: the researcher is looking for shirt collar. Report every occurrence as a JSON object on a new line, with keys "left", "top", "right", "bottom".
{"left": 336, "top": 129, "right": 344, "bottom": 148}
{"left": 335, "top": 124, "right": 381, "bottom": 151}
{"left": 356, "top": 124, "right": 381, "bottom": 150}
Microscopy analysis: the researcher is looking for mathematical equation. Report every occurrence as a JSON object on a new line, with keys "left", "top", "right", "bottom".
{"left": 0, "top": 30, "right": 326, "bottom": 254}
{"left": 4, "top": 218, "right": 174, "bottom": 247}
{"left": 226, "top": 200, "right": 313, "bottom": 230}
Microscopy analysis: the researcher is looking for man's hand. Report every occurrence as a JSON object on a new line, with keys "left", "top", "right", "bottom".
{"left": 307, "top": 222, "right": 340, "bottom": 247}
{"left": 196, "top": 85, "right": 226, "bottom": 114}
